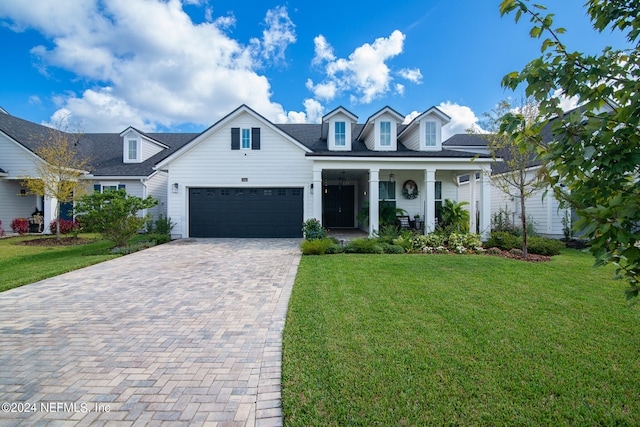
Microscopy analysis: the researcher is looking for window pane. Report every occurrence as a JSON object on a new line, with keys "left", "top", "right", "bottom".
{"left": 380, "top": 121, "right": 391, "bottom": 146}
{"left": 335, "top": 121, "right": 346, "bottom": 146}
{"left": 241, "top": 128, "right": 251, "bottom": 149}
{"left": 425, "top": 122, "right": 436, "bottom": 147}
{"left": 128, "top": 140, "right": 137, "bottom": 159}
{"left": 379, "top": 181, "right": 395, "bottom": 200}
{"left": 435, "top": 181, "right": 442, "bottom": 200}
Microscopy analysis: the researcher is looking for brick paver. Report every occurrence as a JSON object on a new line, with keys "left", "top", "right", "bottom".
{"left": 0, "top": 238, "right": 300, "bottom": 426}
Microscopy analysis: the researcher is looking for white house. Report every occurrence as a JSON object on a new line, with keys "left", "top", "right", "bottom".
{"left": 0, "top": 104, "right": 495, "bottom": 238}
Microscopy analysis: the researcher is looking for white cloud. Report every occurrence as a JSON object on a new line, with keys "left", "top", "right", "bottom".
{"left": 312, "top": 35, "right": 335, "bottom": 65}
{"left": 253, "top": 5, "right": 296, "bottom": 64}
{"left": 395, "top": 83, "right": 405, "bottom": 96}
{"left": 307, "top": 30, "right": 414, "bottom": 104}
{"left": 0, "top": 1, "right": 295, "bottom": 131}
{"left": 281, "top": 98, "right": 325, "bottom": 124}
{"left": 403, "top": 111, "right": 420, "bottom": 124}
{"left": 397, "top": 68, "right": 422, "bottom": 83}
{"left": 437, "top": 101, "right": 482, "bottom": 141}
{"left": 552, "top": 89, "right": 580, "bottom": 112}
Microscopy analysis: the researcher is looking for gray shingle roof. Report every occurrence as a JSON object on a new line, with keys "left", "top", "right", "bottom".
{"left": 2, "top": 110, "right": 488, "bottom": 178}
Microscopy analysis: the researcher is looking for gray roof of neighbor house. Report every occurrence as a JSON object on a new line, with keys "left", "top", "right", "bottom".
{"left": 0, "top": 111, "right": 197, "bottom": 177}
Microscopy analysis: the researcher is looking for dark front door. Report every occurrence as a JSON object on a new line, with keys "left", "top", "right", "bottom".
{"left": 189, "top": 187, "right": 303, "bottom": 238}
{"left": 323, "top": 185, "right": 354, "bottom": 228}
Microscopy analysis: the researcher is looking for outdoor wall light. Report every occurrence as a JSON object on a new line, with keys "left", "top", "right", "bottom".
{"left": 172, "top": 182, "right": 179, "bottom": 193}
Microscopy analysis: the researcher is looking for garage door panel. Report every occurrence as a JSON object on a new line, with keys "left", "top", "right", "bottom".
{"left": 189, "top": 187, "right": 303, "bottom": 238}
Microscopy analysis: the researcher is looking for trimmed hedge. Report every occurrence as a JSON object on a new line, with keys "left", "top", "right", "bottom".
{"left": 486, "top": 231, "right": 564, "bottom": 256}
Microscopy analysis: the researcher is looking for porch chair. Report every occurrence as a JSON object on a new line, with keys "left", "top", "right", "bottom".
{"left": 396, "top": 215, "right": 412, "bottom": 230}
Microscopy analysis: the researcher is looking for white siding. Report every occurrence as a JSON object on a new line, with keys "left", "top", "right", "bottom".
{"left": 400, "top": 125, "right": 420, "bottom": 151}
{"left": 0, "top": 180, "right": 38, "bottom": 231}
{"left": 146, "top": 172, "right": 168, "bottom": 221}
{"left": 140, "top": 139, "right": 164, "bottom": 161}
{"left": 489, "top": 168, "right": 568, "bottom": 238}
{"left": 166, "top": 111, "right": 313, "bottom": 237}
{"left": 0, "top": 133, "right": 41, "bottom": 178}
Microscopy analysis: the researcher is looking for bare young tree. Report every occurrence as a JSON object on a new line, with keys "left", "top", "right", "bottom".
{"left": 21, "top": 120, "right": 91, "bottom": 239}
{"left": 476, "top": 98, "right": 547, "bottom": 258}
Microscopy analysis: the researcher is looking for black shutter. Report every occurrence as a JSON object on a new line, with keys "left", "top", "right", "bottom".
{"left": 251, "top": 128, "right": 260, "bottom": 150}
{"left": 231, "top": 127, "right": 240, "bottom": 150}
{"left": 118, "top": 184, "right": 126, "bottom": 190}
{"left": 93, "top": 184, "right": 101, "bottom": 193}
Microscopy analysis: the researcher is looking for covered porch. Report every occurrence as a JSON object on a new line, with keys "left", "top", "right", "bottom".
{"left": 311, "top": 160, "right": 492, "bottom": 238}
{"left": 0, "top": 179, "right": 68, "bottom": 234}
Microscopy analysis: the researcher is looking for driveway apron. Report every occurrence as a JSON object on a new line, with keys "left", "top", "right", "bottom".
{"left": 0, "top": 238, "right": 301, "bottom": 427}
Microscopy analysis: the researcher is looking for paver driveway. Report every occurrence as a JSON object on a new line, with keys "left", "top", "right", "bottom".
{"left": 0, "top": 238, "right": 301, "bottom": 427}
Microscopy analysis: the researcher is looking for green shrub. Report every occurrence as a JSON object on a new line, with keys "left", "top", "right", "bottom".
{"left": 378, "top": 243, "right": 406, "bottom": 254}
{"left": 509, "top": 248, "right": 524, "bottom": 257}
{"left": 302, "top": 218, "right": 326, "bottom": 241}
{"left": 300, "top": 238, "right": 333, "bottom": 255}
{"left": 528, "top": 237, "right": 565, "bottom": 256}
{"left": 377, "top": 224, "right": 402, "bottom": 244}
{"left": 147, "top": 233, "right": 172, "bottom": 244}
{"left": 486, "top": 231, "right": 521, "bottom": 251}
{"left": 344, "top": 238, "right": 384, "bottom": 254}
{"left": 325, "top": 243, "right": 344, "bottom": 254}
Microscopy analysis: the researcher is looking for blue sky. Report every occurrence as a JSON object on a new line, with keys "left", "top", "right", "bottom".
{"left": 0, "top": 0, "right": 630, "bottom": 138}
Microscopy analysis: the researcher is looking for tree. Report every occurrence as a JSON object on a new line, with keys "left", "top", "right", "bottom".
{"left": 499, "top": 1, "right": 640, "bottom": 300}
{"left": 477, "top": 97, "right": 547, "bottom": 259}
{"left": 21, "top": 121, "right": 91, "bottom": 239}
{"left": 75, "top": 189, "right": 158, "bottom": 247}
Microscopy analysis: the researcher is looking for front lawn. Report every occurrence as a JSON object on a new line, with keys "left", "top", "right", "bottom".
{"left": 282, "top": 250, "right": 640, "bottom": 426}
{"left": 1, "top": 234, "right": 124, "bottom": 292}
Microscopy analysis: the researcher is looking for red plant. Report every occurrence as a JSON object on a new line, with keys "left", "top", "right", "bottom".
{"left": 10, "top": 218, "right": 29, "bottom": 235}
{"left": 49, "top": 219, "right": 81, "bottom": 235}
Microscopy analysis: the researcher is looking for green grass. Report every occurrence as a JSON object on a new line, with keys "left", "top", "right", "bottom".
{"left": 0, "top": 234, "right": 121, "bottom": 292}
{"left": 282, "top": 250, "right": 640, "bottom": 426}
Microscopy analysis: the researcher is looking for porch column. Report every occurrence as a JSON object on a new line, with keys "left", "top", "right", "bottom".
{"left": 469, "top": 172, "right": 477, "bottom": 233}
{"left": 43, "top": 195, "right": 57, "bottom": 235}
{"left": 479, "top": 171, "right": 491, "bottom": 239}
{"left": 424, "top": 168, "right": 436, "bottom": 233}
{"left": 368, "top": 168, "right": 380, "bottom": 236}
{"left": 312, "top": 168, "right": 323, "bottom": 223}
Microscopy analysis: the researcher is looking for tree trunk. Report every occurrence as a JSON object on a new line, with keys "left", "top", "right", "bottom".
{"left": 55, "top": 202, "right": 61, "bottom": 240}
{"left": 521, "top": 197, "right": 528, "bottom": 259}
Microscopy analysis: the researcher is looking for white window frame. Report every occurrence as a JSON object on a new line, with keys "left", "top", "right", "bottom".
{"left": 241, "top": 128, "right": 251, "bottom": 149}
{"left": 425, "top": 121, "right": 437, "bottom": 147}
{"left": 335, "top": 121, "right": 346, "bottom": 146}
{"left": 380, "top": 121, "right": 391, "bottom": 146}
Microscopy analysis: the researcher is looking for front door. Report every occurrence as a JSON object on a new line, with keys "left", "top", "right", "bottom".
{"left": 323, "top": 185, "right": 354, "bottom": 228}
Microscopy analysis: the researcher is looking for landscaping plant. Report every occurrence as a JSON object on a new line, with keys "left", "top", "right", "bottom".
{"left": 10, "top": 218, "right": 29, "bottom": 236}
{"left": 75, "top": 189, "right": 157, "bottom": 247}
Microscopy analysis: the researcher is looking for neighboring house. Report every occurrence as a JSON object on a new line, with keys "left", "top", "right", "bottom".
{"left": 0, "top": 109, "right": 195, "bottom": 232}
{"left": 451, "top": 133, "right": 570, "bottom": 239}
{"left": 1, "top": 104, "right": 495, "bottom": 238}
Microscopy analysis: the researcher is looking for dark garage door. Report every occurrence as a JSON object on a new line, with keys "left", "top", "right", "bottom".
{"left": 189, "top": 187, "right": 303, "bottom": 237}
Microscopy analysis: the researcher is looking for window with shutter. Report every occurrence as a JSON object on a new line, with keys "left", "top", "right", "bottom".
{"left": 251, "top": 128, "right": 260, "bottom": 150}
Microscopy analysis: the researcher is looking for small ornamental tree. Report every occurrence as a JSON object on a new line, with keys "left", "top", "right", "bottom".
{"left": 75, "top": 189, "right": 158, "bottom": 247}
{"left": 476, "top": 97, "right": 547, "bottom": 259}
{"left": 21, "top": 118, "right": 91, "bottom": 239}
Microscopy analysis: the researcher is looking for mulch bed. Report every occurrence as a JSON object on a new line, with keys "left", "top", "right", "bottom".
{"left": 485, "top": 249, "right": 551, "bottom": 262}
{"left": 14, "top": 237, "right": 97, "bottom": 246}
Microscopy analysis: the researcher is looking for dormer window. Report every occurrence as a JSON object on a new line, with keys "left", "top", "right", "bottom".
{"left": 380, "top": 122, "right": 391, "bottom": 147}
{"left": 335, "top": 122, "right": 346, "bottom": 146}
{"left": 127, "top": 139, "right": 138, "bottom": 161}
{"left": 425, "top": 122, "right": 437, "bottom": 147}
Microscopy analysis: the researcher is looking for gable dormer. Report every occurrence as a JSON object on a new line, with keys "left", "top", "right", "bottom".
{"left": 358, "top": 106, "right": 404, "bottom": 151}
{"left": 321, "top": 106, "right": 358, "bottom": 151}
{"left": 120, "top": 127, "right": 168, "bottom": 163}
{"left": 398, "top": 106, "right": 451, "bottom": 152}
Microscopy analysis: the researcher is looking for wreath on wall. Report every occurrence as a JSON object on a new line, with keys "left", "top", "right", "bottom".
{"left": 402, "top": 180, "right": 419, "bottom": 199}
